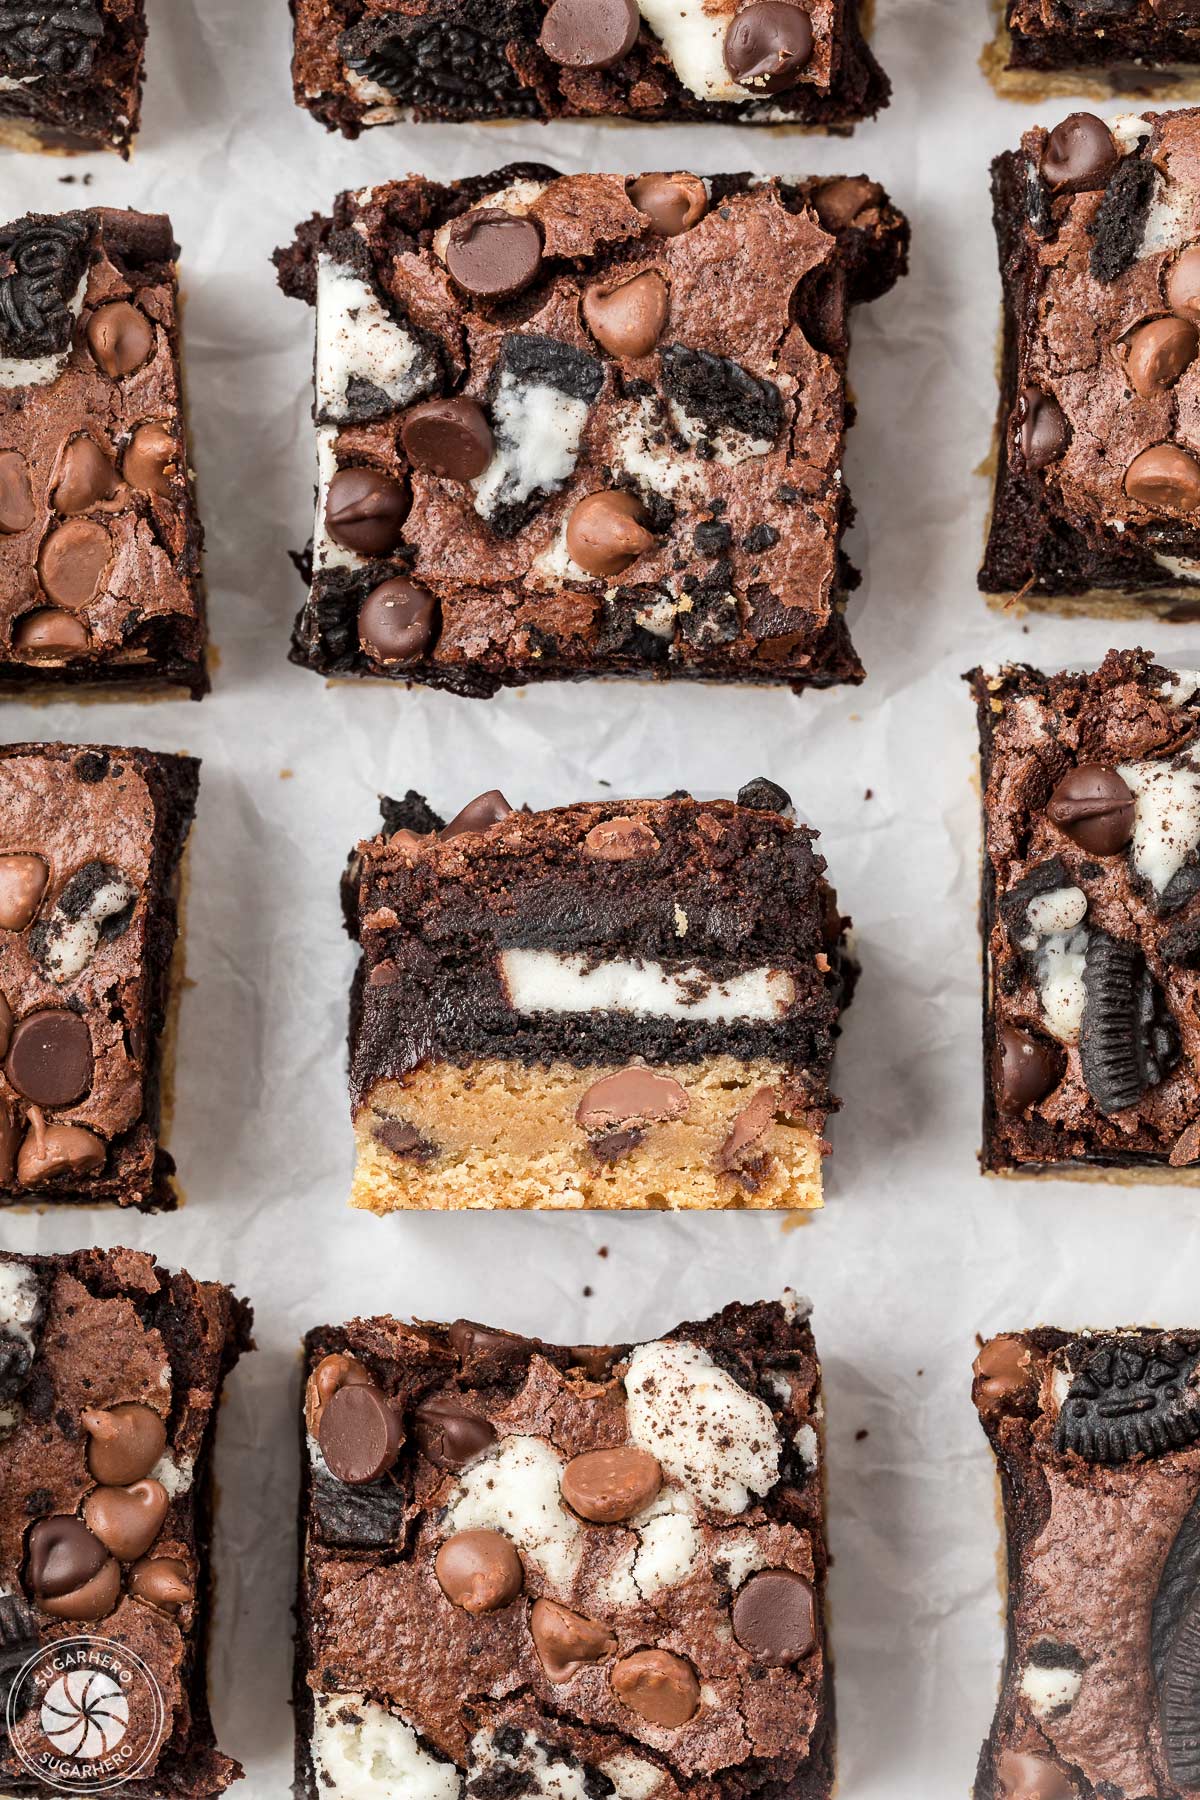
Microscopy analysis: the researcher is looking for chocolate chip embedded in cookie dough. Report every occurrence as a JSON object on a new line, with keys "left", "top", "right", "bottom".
{"left": 561, "top": 1446, "right": 662, "bottom": 1521}
{"left": 412, "top": 1395, "right": 496, "bottom": 1469}
{"left": 566, "top": 491, "right": 655, "bottom": 577}
{"left": 584, "top": 817, "right": 660, "bottom": 861}
{"left": 304, "top": 1351, "right": 372, "bottom": 1436}
{"left": 995, "top": 1025, "right": 1061, "bottom": 1115}
{"left": 82, "top": 1403, "right": 167, "bottom": 1485}
{"left": 611, "top": 1648, "right": 701, "bottom": 1726}
{"left": 5, "top": 1010, "right": 92, "bottom": 1107}
{"left": 122, "top": 422, "right": 178, "bottom": 497}
{"left": 973, "top": 1336, "right": 1046, "bottom": 1414}
{"left": 0, "top": 855, "right": 48, "bottom": 932}
{"left": 530, "top": 1597, "right": 618, "bottom": 1680}
{"left": 582, "top": 271, "right": 669, "bottom": 360}
{"left": 0, "top": 450, "right": 34, "bottom": 535}
{"left": 326, "top": 467, "right": 410, "bottom": 555}
{"left": 25, "top": 1516, "right": 121, "bottom": 1622}
{"left": 401, "top": 398, "right": 494, "bottom": 482}
{"left": 358, "top": 578, "right": 437, "bottom": 667}
{"left": 440, "top": 791, "right": 514, "bottom": 840}
{"left": 1125, "top": 443, "right": 1200, "bottom": 513}
{"left": 435, "top": 1528, "right": 523, "bottom": 1612}
{"left": 319, "top": 1381, "right": 404, "bottom": 1485}
{"left": 128, "top": 1556, "right": 193, "bottom": 1612}
{"left": 731, "top": 1569, "right": 817, "bottom": 1665}
{"left": 994, "top": 1750, "right": 1075, "bottom": 1800}
{"left": 1016, "top": 386, "right": 1069, "bottom": 472}
{"left": 627, "top": 173, "right": 707, "bottom": 238}
{"left": 539, "top": 0, "right": 639, "bottom": 68}
{"left": 723, "top": 2, "right": 814, "bottom": 92}
{"left": 576, "top": 1066, "right": 690, "bottom": 1130}
{"left": 1055, "top": 1335, "right": 1200, "bottom": 1462}
{"left": 38, "top": 518, "right": 112, "bottom": 609}
{"left": 1167, "top": 246, "right": 1200, "bottom": 323}
{"left": 16, "top": 1119, "right": 106, "bottom": 1185}
{"left": 83, "top": 1479, "right": 170, "bottom": 1562}
{"left": 1040, "top": 113, "right": 1119, "bottom": 193}
{"left": 1046, "top": 764, "right": 1135, "bottom": 854}
{"left": 52, "top": 437, "right": 121, "bottom": 515}
{"left": 445, "top": 211, "right": 542, "bottom": 301}
{"left": 1122, "top": 317, "right": 1199, "bottom": 398}
{"left": 86, "top": 302, "right": 154, "bottom": 377}
{"left": 716, "top": 1086, "right": 779, "bottom": 1169}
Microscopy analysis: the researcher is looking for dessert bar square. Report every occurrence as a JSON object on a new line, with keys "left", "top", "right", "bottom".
{"left": 981, "top": 107, "right": 1200, "bottom": 617}
{"left": 0, "top": 1, "right": 146, "bottom": 156}
{"left": 0, "top": 1246, "right": 251, "bottom": 1799}
{"left": 0, "top": 207, "right": 208, "bottom": 696}
{"left": 972, "top": 1324, "right": 1200, "bottom": 1800}
{"left": 969, "top": 649, "right": 1200, "bottom": 1178}
{"left": 343, "top": 779, "right": 851, "bottom": 1213}
{"left": 276, "top": 166, "right": 908, "bottom": 696}
{"left": 288, "top": 0, "right": 889, "bottom": 132}
{"left": 297, "top": 1296, "right": 832, "bottom": 1800}
{"left": 990, "top": 1, "right": 1200, "bottom": 96}
{"left": 0, "top": 740, "right": 199, "bottom": 1209}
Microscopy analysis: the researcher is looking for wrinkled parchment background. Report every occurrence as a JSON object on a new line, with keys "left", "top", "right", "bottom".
{"left": 2, "top": 0, "right": 1196, "bottom": 1791}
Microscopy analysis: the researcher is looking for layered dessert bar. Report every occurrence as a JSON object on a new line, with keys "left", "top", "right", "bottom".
{"left": 0, "top": 741, "right": 199, "bottom": 1209}
{"left": 288, "top": 0, "right": 889, "bottom": 131}
{"left": 276, "top": 165, "right": 908, "bottom": 696}
{"left": 973, "top": 1324, "right": 1200, "bottom": 1799}
{"left": 343, "top": 781, "right": 851, "bottom": 1212}
{"left": 0, "top": 207, "right": 208, "bottom": 695}
{"left": 296, "top": 1295, "right": 832, "bottom": 1800}
{"left": 969, "top": 648, "right": 1200, "bottom": 1178}
{"left": 0, "top": 1246, "right": 251, "bottom": 1798}
{"left": 988, "top": 2, "right": 1200, "bottom": 99}
{"left": 981, "top": 107, "right": 1200, "bottom": 617}
{"left": 0, "top": 2, "right": 146, "bottom": 156}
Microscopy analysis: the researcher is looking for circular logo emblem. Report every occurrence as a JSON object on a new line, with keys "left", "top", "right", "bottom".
{"left": 5, "top": 1636, "right": 166, "bottom": 1794}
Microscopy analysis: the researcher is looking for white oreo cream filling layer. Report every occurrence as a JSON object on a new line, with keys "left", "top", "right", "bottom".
{"left": 1019, "top": 1661, "right": 1082, "bottom": 1720}
{"left": 472, "top": 376, "right": 590, "bottom": 521}
{"left": 1020, "top": 886, "right": 1087, "bottom": 942}
{"left": 314, "top": 428, "right": 356, "bottom": 572}
{"left": 0, "top": 272, "right": 87, "bottom": 390}
{"left": 1118, "top": 759, "right": 1200, "bottom": 895}
{"left": 470, "top": 1729, "right": 662, "bottom": 1800}
{"left": 625, "top": 1339, "right": 780, "bottom": 1513}
{"left": 0, "top": 1263, "right": 40, "bottom": 1353}
{"left": 668, "top": 400, "right": 772, "bottom": 466}
{"left": 1162, "top": 671, "right": 1200, "bottom": 708}
{"left": 316, "top": 256, "right": 436, "bottom": 423}
{"left": 444, "top": 1434, "right": 581, "bottom": 1586}
{"left": 312, "top": 1693, "right": 462, "bottom": 1800}
{"left": 1035, "top": 931, "right": 1089, "bottom": 1045}
{"left": 39, "top": 875, "right": 137, "bottom": 983}
{"left": 499, "top": 951, "right": 795, "bottom": 1022}
{"left": 600, "top": 1488, "right": 701, "bottom": 1606}
{"left": 634, "top": 0, "right": 747, "bottom": 101}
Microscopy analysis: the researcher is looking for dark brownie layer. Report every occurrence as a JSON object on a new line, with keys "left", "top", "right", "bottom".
{"left": 288, "top": 0, "right": 888, "bottom": 132}
{"left": 1006, "top": 2, "right": 1200, "bottom": 75}
{"left": 0, "top": 1247, "right": 251, "bottom": 1799}
{"left": 0, "top": 2, "right": 145, "bottom": 155}
{"left": 973, "top": 1325, "right": 1200, "bottom": 1799}
{"left": 296, "top": 1296, "right": 832, "bottom": 1800}
{"left": 276, "top": 166, "right": 908, "bottom": 696}
{"left": 981, "top": 109, "right": 1200, "bottom": 606}
{"left": 0, "top": 208, "right": 208, "bottom": 695}
{"left": 0, "top": 742, "right": 199, "bottom": 1209}
{"left": 970, "top": 649, "right": 1200, "bottom": 1175}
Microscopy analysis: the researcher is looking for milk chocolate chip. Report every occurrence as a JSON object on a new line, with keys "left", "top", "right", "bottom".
{"left": 611, "top": 1649, "right": 700, "bottom": 1726}
{"left": 531, "top": 1597, "right": 617, "bottom": 1680}
{"left": 435, "top": 1529, "right": 523, "bottom": 1612}
{"left": 17, "top": 1119, "right": 105, "bottom": 1185}
{"left": 5, "top": 1009, "right": 92, "bottom": 1107}
{"left": 995, "top": 1750, "right": 1075, "bottom": 1800}
{"left": 1046, "top": 764, "right": 1135, "bottom": 853}
{"left": 1123, "top": 317, "right": 1198, "bottom": 397}
{"left": 26, "top": 1516, "right": 120, "bottom": 1622}
{"left": 716, "top": 1086, "right": 779, "bottom": 1169}
{"left": 53, "top": 437, "right": 120, "bottom": 514}
{"left": 441, "top": 791, "right": 514, "bottom": 839}
{"left": 1017, "top": 386, "right": 1069, "bottom": 472}
{"left": 401, "top": 397, "right": 494, "bottom": 481}
{"left": 731, "top": 1569, "right": 816, "bottom": 1665}
{"left": 628, "top": 173, "right": 707, "bottom": 238}
{"left": 723, "top": 1, "right": 813, "bottom": 91}
{"left": 128, "top": 1556, "right": 192, "bottom": 1612}
{"left": 12, "top": 610, "right": 90, "bottom": 657}
{"left": 358, "top": 578, "right": 437, "bottom": 666}
{"left": 82, "top": 1403, "right": 166, "bottom": 1485}
{"left": 561, "top": 1446, "right": 661, "bottom": 1522}
{"left": 412, "top": 1395, "right": 496, "bottom": 1469}
{"left": 86, "top": 302, "right": 154, "bottom": 377}
{"left": 584, "top": 817, "right": 660, "bottom": 861}
{"left": 0, "top": 450, "right": 34, "bottom": 534}
{"left": 973, "top": 1336, "right": 1046, "bottom": 1413}
{"left": 1040, "top": 113, "right": 1119, "bottom": 193}
{"left": 582, "top": 271, "right": 669, "bottom": 359}
{"left": 445, "top": 211, "right": 542, "bottom": 301}
{"left": 577, "top": 1066, "right": 689, "bottom": 1129}
{"left": 318, "top": 1381, "right": 404, "bottom": 1485}
{"left": 84, "top": 1480, "right": 170, "bottom": 1562}
{"left": 38, "top": 518, "right": 111, "bottom": 609}
{"left": 326, "top": 467, "right": 410, "bottom": 555}
{"left": 123, "top": 422, "right": 178, "bottom": 496}
{"left": 996, "top": 1026, "right": 1060, "bottom": 1115}
{"left": 0, "top": 1097, "right": 16, "bottom": 1184}
{"left": 539, "top": 0, "right": 639, "bottom": 67}
{"left": 1167, "top": 245, "right": 1200, "bottom": 323}
{"left": 812, "top": 177, "right": 884, "bottom": 232}
{"left": 566, "top": 491, "right": 655, "bottom": 577}
{"left": 1125, "top": 443, "right": 1200, "bottom": 512}
{"left": 304, "top": 1351, "right": 371, "bottom": 1437}
{"left": 0, "top": 854, "right": 48, "bottom": 931}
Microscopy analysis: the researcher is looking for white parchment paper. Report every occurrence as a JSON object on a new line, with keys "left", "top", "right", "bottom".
{"left": 4, "top": 0, "right": 1199, "bottom": 1791}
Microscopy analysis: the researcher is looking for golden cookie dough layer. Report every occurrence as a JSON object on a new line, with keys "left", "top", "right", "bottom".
{"left": 352, "top": 1056, "right": 825, "bottom": 1213}
{"left": 983, "top": 3, "right": 1200, "bottom": 100}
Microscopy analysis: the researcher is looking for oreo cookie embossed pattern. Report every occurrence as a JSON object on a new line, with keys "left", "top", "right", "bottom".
{"left": 276, "top": 166, "right": 908, "bottom": 696}
{"left": 295, "top": 1298, "right": 833, "bottom": 1800}
{"left": 0, "top": 0, "right": 146, "bottom": 155}
{"left": 343, "top": 781, "right": 852, "bottom": 1212}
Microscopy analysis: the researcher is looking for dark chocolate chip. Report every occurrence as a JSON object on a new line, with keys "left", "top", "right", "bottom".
{"left": 5, "top": 1010, "right": 92, "bottom": 1106}
{"left": 445, "top": 210, "right": 542, "bottom": 301}
{"left": 326, "top": 467, "right": 410, "bottom": 555}
{"left": 25, "top": 1515, "right": 119, "bottom": 1620}
{"left": 994, "top": 1750, "right": 1074, "bottom": 1799}
{"left": 412, "top": 1395, "right": 497, "bottom": 1469}
{"left": 1046, "top": 764, "right": 1134, "bottom": 854}
{"left": 440, "top": 791, "right": 514, "bottom": 839}
{"left": 723, "top": 1, "right": 813, "bottom": 92}
{"left": 539, "top": 0, "right": 638, "bottom": 67}
{"left": 1017, "top": 385, "right": 1069, "bottom": 472}
{"left": 731, "top": 1569, "right": 817, "bottom": 1664}
{"left": 401, "top": 397, "right": 494, "bottom": 481}
{"left": 304, "top": 1351, "right": 371, "bottom": 1436}
{"left": 1080, "top": 932, "right": 1179, "bottom": 1114}
{"left": 995, "top": 1025, "right": 1060, "bottom": 1115}
{"left": 319, "top": 1382, "right": 404, "bottom": 1485}
{"left": 448, "top": 1319, "right": 532, "bottom": 1362}
{"left": 1040, "top": 112, "right": 1119, "bottom": 193}
{"left": 358, "top": 578, "right": 437, "bottom": 666}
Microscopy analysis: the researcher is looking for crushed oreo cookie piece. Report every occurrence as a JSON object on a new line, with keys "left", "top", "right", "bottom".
{"left": 737, "top": 777, "right": 792, "bottom": 814}
{"left": 1090, "top": 153, "right": 1156, "bottom": 285}
{"left": 339, "top": 10, "right": 540, "bottom": 119}
{"left": 311, "top": 1465, "right": 408, "bottom": 1549}
{"left": 660, "top": 344, "right": 784, "bottom": 447}
{"left": 29, "top": 861, "right": 137, "bottom": 984}
{"left": 1079, "top": 931, "right": 1179, "bottom": 1113}
{"left": 0, "top": 4, "right": 103, "bottom": 80}
{"left": 474, "top": 334, "right": 603, "bottom": 536}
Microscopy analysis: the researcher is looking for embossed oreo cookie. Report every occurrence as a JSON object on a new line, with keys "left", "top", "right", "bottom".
{"left": 1055, "top": 1334, "right": 1200, "bottom": 1462}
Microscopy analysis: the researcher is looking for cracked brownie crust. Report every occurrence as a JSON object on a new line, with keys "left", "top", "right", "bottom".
{"left": 972, "top": 1324, "right": 1200, "bottom": 1799}
{"left": 296, "top": 1296, "right": 831, "bottom": 1800}
{"left": 0, "top": 2, "right": 146, "bottom": 156}
{"left": 275, "top": 166, "right": 907, "bottom": 697}
{"left": 0, "top": 1246, "right": 252, "bottom": 1799}
{"left": 287, "top": 0, "right": 888, "bottom": 131}
{"left": 344, "top": 782, "right": 851, "bottom": 1211}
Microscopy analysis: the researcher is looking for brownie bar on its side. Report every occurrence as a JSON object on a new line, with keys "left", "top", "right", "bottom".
{"left": 0, "top": 2, "right": 146, "bottom": 156}
{"left": 968, "top": 649, "right": 1200, "bottom": 1178}
{"left": 0, "top": 1247, "right": 251, "bottom": 1799}
{"left": 289, "top": 0, "right": 888, "bottom": 132}
{"left": 0, "top": 208, "right": 208, "bottom": 696}
{"left": 296, "top": 1296, "right": 832, "bottom": 1800}
{"left": 999, "top": 0, "right": 1200, "bottom": 87}
{"left": 980, "top": 108, "right": 1200, "bottom": 616}
{"left": 972, "top": 1325, "right": 1200, "bottom": 1800}
{"left": 0, "top": 741, "right": 199, "bottom": 1209}
{"left": 344, "top": 779, "right": 851, "bottom": 1213}
{"left": 275, "top": 166, "right": 908, "bottom": 697}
